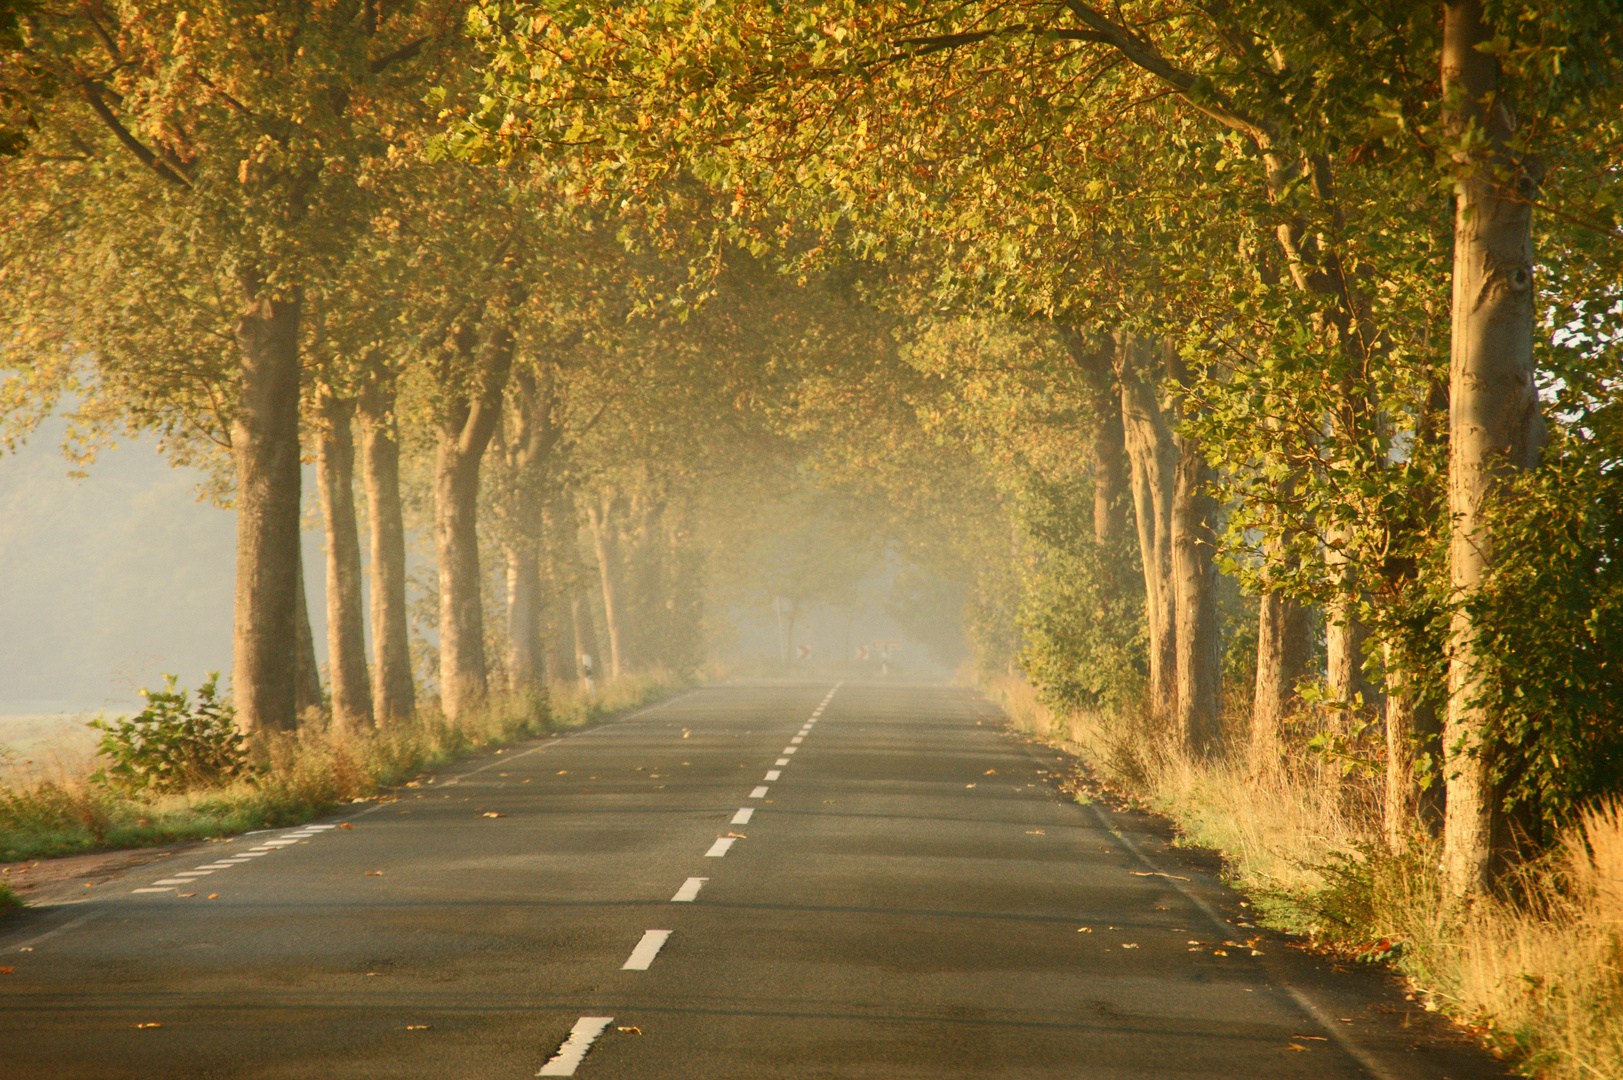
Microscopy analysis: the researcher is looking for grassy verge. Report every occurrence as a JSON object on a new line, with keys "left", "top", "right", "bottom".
{"left": 982, "top": 673, "right": 1623, "bottom": 1080}
{"left": 0, "top": 878, "right": 19, "bottom": 911}
{"left": 0, "top": 670, "right": 689, "bottom": 865}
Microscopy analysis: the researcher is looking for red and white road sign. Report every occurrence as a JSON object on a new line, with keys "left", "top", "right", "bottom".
{"left": 797, "top": 644, "right": 813, "bottom": 660}
{"left": 855, "top": 645, "right": 869, "bottom": 661}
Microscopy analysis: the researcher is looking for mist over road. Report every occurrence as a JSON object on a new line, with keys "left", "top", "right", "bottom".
{"left": 1, "top": 683, "right": 1503, "bottom": 1079}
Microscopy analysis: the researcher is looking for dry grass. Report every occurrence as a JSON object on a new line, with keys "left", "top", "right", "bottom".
{"left": 0, "top": 672, "right": 688, "bottom": 863}
{"left": 982, "top": 672, "right": 1623, "bottom": 1080}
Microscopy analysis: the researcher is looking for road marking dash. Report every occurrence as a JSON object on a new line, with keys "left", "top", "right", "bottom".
{"left": 537, "top": 1016, "right": 615, "bottom": 1076}
{"left": 131, "top": 887, "right": 173, "bottom": 894}
{"left": 749, "top": 786, "right": 769, "bottom": 798}
{"left": 671, "top": 877, "right": 708, "bottom": 902}
{"left": 731, "top": 808, "right": 754, "bottom": 825}
{"left": 790, "top": 736, "right": 804, "bottom": 744}
{"left": 782, "top": 746, "right": 797, "bottom": 754}
{"left": 776, "top": 758, "right": 790, "bottom": 766}
{"left": 151, "top": 879, "right": 190, "bottom": 886}
{"left": 764, "top": 770, "right": 781, "bottom": 781}
{"left": 705, "top": 837, "right": 736, "bottom": 857}
{"left": 621, "top": 929, "right": 671, "bottom": 970}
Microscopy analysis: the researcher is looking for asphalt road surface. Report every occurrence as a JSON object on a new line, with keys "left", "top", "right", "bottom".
{"left": 1, "top": 681, "right": 1508, "bottom": 1079}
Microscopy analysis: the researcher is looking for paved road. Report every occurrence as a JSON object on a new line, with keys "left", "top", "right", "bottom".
{"left": 1, "top": 681, "right": 1505, "bottom": 1079}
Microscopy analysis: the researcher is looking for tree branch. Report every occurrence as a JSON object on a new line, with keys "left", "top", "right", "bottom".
{"left": 78, "top": 83, "right": 191, "bottom": 188}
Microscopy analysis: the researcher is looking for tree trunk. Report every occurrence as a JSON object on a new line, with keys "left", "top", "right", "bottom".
{"left": 571, "top": 590, "right": 600, "bottom": 684}
{"left": 505, "top": 542, "right": 544, "bottom": 692}
{"left": 230, "top": 289, "right": 303, "bottom": 735}
{"left": 433, "top": 315, "right": 513, "bottom": 720}
{"left": 1324, "top": 537, "right": 1373, "bottom": 725}
{"left": 293, "top": 542, "right": 323, "bottom": 722}
{"left": 1092, "top": 401, "right": 1127, "bottom": 547}
{"left": 316, "top": 387, "right": 373, "bottom": 735}
{"left": 1117, "top": 333, "right": 1177, "bottom": 723}
{"left": 587, "top": 495, "right": 626, "bottom": 680}
{"left": 435, "top": 431, "right": 489, "bottom": 720}
{"left": 1252, "top": 592, "right": 1311, "bottom": 767}
{"left": 1171, "top": 431, "right": 1221, "bottom": 756}
{"left": 357, "top": 372, "right": 415, "bottom": 723}
{"left": 1384, "top": 647, "right": 1419, "bottom": 851}
{"left": 1441, "top": 0, "right": 1545, "bottom": 903}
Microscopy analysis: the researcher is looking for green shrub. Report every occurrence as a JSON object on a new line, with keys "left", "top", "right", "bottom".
{"left": 88, "top": 673, "right": 250, "bottom": 794}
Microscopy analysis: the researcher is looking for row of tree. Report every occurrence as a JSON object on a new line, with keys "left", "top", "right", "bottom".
{"left": 459, "top": 0, "right": 1623, "bottom": 905}
{"left": 4, "top": 0, "right": 1621, "bottom": 913}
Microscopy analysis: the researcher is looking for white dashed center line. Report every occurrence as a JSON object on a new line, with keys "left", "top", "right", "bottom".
{"left": 621, "top": 929, "right": 671, "bottom": 970}
{"left": 731, "top": 807, "right": 754, "bottom": 825}
{"left": 705, "top": 837, "right": 736, "bottom": 857}
{"left": 537, "top": 1016, "right": 614, "bottom": 1076}
{"left": 151, "top": 879, "right": 191, "bottom": 886}
{"left": 671, "top": 877, "right": 708, "bottom": 902}
{"left": 764, "top": 770, "right": 781, "bottom": 781}
{"left": 776, "top": 757, "right": 790, "bottom": 766}
{"left": 782, "top": 746, "right": 797, "bottom": 755}
{"left": 791, "top": 736, "right": 804, "bottom": 744}
{"left": 749, "top": 786, "right": 769, "bottom": 798}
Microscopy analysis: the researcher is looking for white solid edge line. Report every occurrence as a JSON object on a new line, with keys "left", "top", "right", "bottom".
{"left": 1087, "top": 803, "right": 1400, "bottom": 1080}
{"left": 749, "top": 786, "right": 769, "bottom": 798}
{"left": 731, "top": 807, "right": 754, "bottom": 824}
{"left": 705, "top": 837, "right": 735, "bottom": 857}
{"left": 765, "top": 770, "right": 781, "bottom": 780}
{"left": 671, "top": 877, "right": 708, "bottom": 902}
{"left": 537, "top": 1016, "right": 615, "bottom": 1076}
{"left": 621, "top": 929, "right": 672, "bottom": 970}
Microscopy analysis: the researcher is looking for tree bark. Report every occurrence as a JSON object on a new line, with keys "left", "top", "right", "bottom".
{"left": 1324, "top": 539, "right": 1374, "bottom": 725}
{"left": 1384, "top": 647, "right": 1419, "bottom": 851}
{"left": 316, "top": 386, "right": 373, "bottom": 735}
{"left": 587, "top": 494, "right": 627, "bottom": 680}
{"left": 1171, "top": 430, "right": 1221, "bottom": 756}
{"left": 571, "top": 590, "right": 600, "bottom": 684}
{"left": 433, "top": 316, "right": 515, "bottom": 720}
{"left": 293, "top": 542, "right": 323, "bottom": 722}
{"left": 357, "top": 372, "right": 415, "bottom": 723}
{"left": 1117, "top": 333, "right": 1177, "bottom": 723}
{"left": 1252, "top": 592, "right": 1312, "bottom": 767}
{"left": 505, "top": 543, "right": 544, "bottom": 692}
{"left": 1441, "top": 0, "right": 1545, "bottom": 903}
{"left": 230, "top": 289, "right": 303, "bottom": 735}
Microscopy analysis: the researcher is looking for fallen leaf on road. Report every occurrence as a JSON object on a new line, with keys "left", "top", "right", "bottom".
{"left": 1291, "top": 1035, "right": 1327, "bottom": 1041}
{"left": 1286, "top": 1043, "right": 1308, "bottom": 1052}
{"left": 1213, "top": 949, "right": 1228, "bottom": 956}
{"left": 682, "top": 729, "right": 691, "bottom": 738}
{"left": 823, "top": 800, "right": 835, "bottom": 804}
{"left": 339, "top": 823, "right": 354, "bottom": 830}
{"left": 178, "top": 893, "right": 196, "bottom": 898}
{"left": 366, "top": 871, "right": 384, "bottom": 876}
{"left": 983, "top": 769, "right": 998, "bottom": 775}
{"left": 0, "top": 967, "right": 13, "bottom": 974}
{"left": 725, "top": 832, "right": 747, "bottom": 839}
{"left": 1025, "top": 830, "right": 1045, "bottom": 835}
{"left": 965, "top": 783, "right": 976, "bottom": 788}
{"left": 207, "top": 894, "right": 219, "bottom": 900}
{"left": 1122, "top": 943, "right": 1139, "bottom": 949}
{"left": 617, "top": 1026, "right": 642, "bottom": 1035}
{"left": 1128, "top": 871, "right": 1191, "bottom": 881}
{"left": 405, "top": 1024, "right": 431, "bottom": 1030}
{"left": 558, "top": 770, "right": 569, "bottom": 775}
{"left": 136, "top": 1023, "right": 161, "bottom": 1029}
{"left": 482, "top": 812, "right": 506, "bottom": 818}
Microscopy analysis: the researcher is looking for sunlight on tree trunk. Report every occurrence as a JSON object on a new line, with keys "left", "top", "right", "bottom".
{"left": 1441, "top": 0, "right": 1546, "bottom": 904}
{"left": 230, "top": 289, "right": 302, "bottom": 735}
